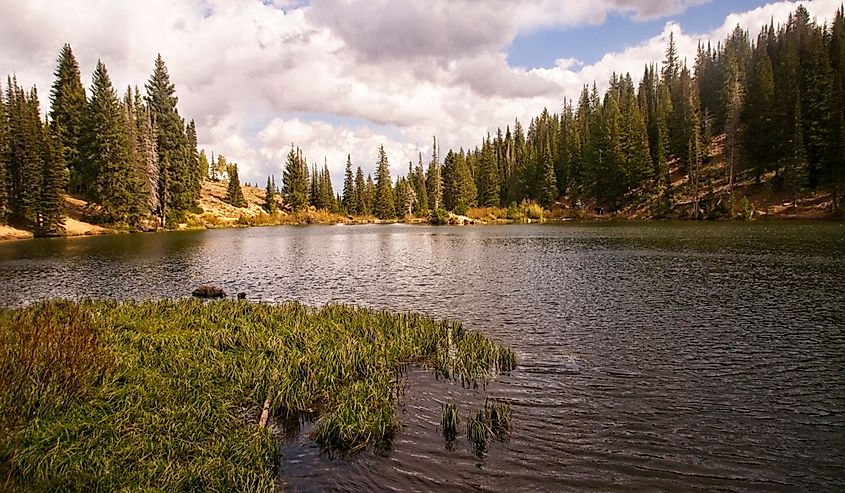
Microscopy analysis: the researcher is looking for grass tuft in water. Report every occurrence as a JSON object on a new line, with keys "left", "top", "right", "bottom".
{"left": 0, "top": 299, "right": 515, "bottom": 491}
{"left": 441, "top": 403, "right": 460, "bottom": 442}
{"left": 485, "top": 398, "right": 512, "bottom": 440}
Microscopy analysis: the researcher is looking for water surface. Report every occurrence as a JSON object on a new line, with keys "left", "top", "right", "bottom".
{"left": 1, "top": 222, "right": 843, "bottom": 491}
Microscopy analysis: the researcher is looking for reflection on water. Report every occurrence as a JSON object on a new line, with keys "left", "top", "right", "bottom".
{"left": 1, "top": 222, "right": 844, "bottom": 491}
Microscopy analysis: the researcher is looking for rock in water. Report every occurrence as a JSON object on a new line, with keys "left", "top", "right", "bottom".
{"left": 237, "top": 292, "right": 246, "bottom": 300}
{"left": 192, "top": 285, "right": 226, "bottom": 298}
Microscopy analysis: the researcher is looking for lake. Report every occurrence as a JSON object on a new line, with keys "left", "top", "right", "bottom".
{"left": 1, "top": 222, "right": 843, "bottom": 491}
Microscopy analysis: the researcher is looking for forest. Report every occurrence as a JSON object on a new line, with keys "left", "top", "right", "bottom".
{"left": 1, "top": 5, "right": 843, "bottom": 235}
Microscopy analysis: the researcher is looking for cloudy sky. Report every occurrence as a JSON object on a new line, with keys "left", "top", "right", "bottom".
{"left": 0, "top": 0, "right": 841, "bottom": 188}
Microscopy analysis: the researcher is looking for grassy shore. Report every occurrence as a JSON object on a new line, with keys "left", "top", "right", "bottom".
{"left": 0, "top": 299, "right": 515, "bottom": 491}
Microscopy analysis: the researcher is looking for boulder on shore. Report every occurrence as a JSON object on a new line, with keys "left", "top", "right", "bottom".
{"left": 192, "top": 285, "right": 226, "bottom": 298}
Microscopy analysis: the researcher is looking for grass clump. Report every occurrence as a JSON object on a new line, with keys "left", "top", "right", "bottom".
{"left": 463, "top": 399, "right": 514, "bottom": 458}
{"left": 0, "top": 299, "right": 514, "bottom": 491}
{"left": 441, "top": 403, "right": 460, "bottom": 442}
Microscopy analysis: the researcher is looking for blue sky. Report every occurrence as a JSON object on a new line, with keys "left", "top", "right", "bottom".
{"left": 508, "top": 0, "right": 773, "bottom": 68}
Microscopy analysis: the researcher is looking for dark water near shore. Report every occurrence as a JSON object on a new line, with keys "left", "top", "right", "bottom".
{"left": 1, "top": 222, "right": 844, "bottom": 491}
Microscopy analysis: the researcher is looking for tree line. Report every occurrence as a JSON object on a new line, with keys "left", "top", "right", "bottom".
{"left": 0, "top": 45, "right": 202, "bottom": 234}
{"left": 2, "top": 5, "right": 842, "bottom": 232}
{"left": 278, "top": 5, "right": 844, "bottom": 219}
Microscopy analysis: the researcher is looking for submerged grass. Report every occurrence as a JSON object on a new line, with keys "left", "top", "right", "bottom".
{"left": 0, "top": 299, "right": 515, "bottom": 491}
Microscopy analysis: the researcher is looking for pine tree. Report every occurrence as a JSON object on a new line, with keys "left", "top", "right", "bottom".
{"left": 309, "top": 163, "right": 319, "bottom": 208}
{"left": 282, "top": 147, "right": 309, "bottom": 211}
{"left": 82, "top": 60, "right": 139, "bottom": 224}
{"left": 318, "top": 159, "right": 335, "bottom": 211}
{"left": 745, "top": 34, "right": 776, "bottom": 181}
{"left": 49, "top": 44, "right": 87, "bottom": 195}
{"left": 783, "top": 96, "right": 808, "bottom": 206}
{"left": 354, "top": 166, "right": 367, "bottom": 215}
{"left": 425, "top": 137, "right": 442, "bottom": 210}
{"left": 538, "top": 142, "right": 557, "bottom": 208}
{"left": 365, "top": 174, "right": 376, "bottom": 216}
{"left": 374, "top": 145, "right": 394, "bottom": 219}
{"left": 186, "top": 119, "right": 200, "bottom": 203}
{"left": 38, "top": 129, "right": 67, "bottom": 235}
{"left": 264, "top": 176, "right": 277, "bottom": 213}
{"left": 6, "top": 79, "right": 42, "bottom": 227}
{"left": 476, "top": 137, "right": 500, "bottom": 206}
{"left": 413, "top": 152, "right": 429, "bottom": 214}
{"left": 723, "top": 53, "right": 745, "bottom": 191}
{"left": 198, "top": 150, "right": 210, "bottom": 182}
{"left": 145, "top": 54, "right": 195, "bottom": 224}
{"left": 342, "top": 154, "right": 356, "bottom": 214}
{"left": 225, "top": 162, "right": 247, "bottom": 207}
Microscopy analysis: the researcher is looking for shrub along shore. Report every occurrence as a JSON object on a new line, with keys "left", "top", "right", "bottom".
{"left": 0, "top": 299, "right": 515, "bottom": 491}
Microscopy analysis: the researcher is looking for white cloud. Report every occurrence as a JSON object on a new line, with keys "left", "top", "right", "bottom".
{"left": 0, "top": 0, "right": 841, "bottom": 191}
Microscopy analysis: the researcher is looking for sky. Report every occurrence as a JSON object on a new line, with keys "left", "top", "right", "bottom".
{"left": 0, "top": 0, "right": 842, "bottom": 190}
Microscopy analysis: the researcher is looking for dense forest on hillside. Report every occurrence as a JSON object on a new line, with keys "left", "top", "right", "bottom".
{"left": 333, "top": 4, "right": 841, "bottom": 221}
{"left": 1, "top": 5, "right": 843, "bottom": 236}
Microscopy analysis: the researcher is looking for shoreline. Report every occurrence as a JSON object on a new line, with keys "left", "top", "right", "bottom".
{"left": 1, "top": 209, "right": 841, "bottom": 243}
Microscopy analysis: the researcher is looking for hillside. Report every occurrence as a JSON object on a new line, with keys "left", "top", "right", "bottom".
{"left": 616, "top": 134, "right": 840, "bottom": 221}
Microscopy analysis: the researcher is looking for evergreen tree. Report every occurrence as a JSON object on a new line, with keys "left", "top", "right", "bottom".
{"left": 38, "top": 129, "right": 67, "bottom": 235}
{"left": 354, "top": 166, "right": 368, "bottom": 215}
{"left": 412, "top": 153, "right": 429, "bottom": 214}
{"left": 282, "top": 146, "right": 309, "bottom": 211}
{"left": 49, "top": 44, "right": 87, "bottom": 195}
{"left": 318, "top": 159, "right": 337, "bottom": 212}
{"left": 425, "top": 137, "right": 442, "bottom": 210}
{"left": 6, "top": 79, "right": 42, "bottom": 227}
{"left": 309, "top": 163, "right": 319, "bottom": 207}
{"left": 145, "top": 54, "right": 195, "bottom": 224}
{"left": 745, "top": 34, "right": 776, "bottom": 181}
{"left": 723, "top": 52, "right": 745, "bottom": 191}
{"left": 264, "top": 175, "right": 277, "bottom": 213}
{"left": 225, "top": 162, "right": 246, "bottom": 207}
{"left": 476, "top": 137, "right": 500, "bottom": 206}
{"left": 783, "top": 96, "right": 808, "bottom": 206}
{"left": 342, "top": 154, "right": 356, "bottom": 214}
{"left": 538, "top": 141, "right": 557, "bottom": 208}
{"left": 365, "top": 174, "right": 376, "bottom": 216}
{"left": 186, "top": 119, "right": 200, "bottom": 202}
{"left": 198, "top": 149, "right": 210, "bottom": 182}
{"left": 374, "top": 145, "right": 394, "bottom": 219}
{"left": 82, "top": 60, "right": 139, "bottom": 224}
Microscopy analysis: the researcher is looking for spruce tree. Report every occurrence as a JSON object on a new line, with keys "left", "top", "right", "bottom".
{"left": 7, "top": 81, "right": 45, "bottom": 228}
{"left": 365, "top": 174, "right": 376, "bottom": 215}
{"left": 282, "top": 147, "right": 309, "bottom": 211}
{"left": 745, "top": 36, "right": 776, "bottom": 181}
{"left": 374, "top": 145, "right": 394, "bottom": 219}
{"left": 82, "top": 61, "right": 139, "bottom": 224}
{"left": 145, "top": 54, "right": 194, "bottom": 224}
{"left": 538, "top": 142, "right": 557, "bottom": 208}
{"left": 476, "top": 137, "right": 500, "bottom": 206}
{"left": 425, "top": 137, "right": 442, "bottom": 210}
{"left": 342, "top": 154, "right": 356, "bottom": 214}
{"left": 354, "top": 166, "right": 367, "bottom": 215}
{"left": 225, "top": 163, "right": 247, "bottom": 207}
{"left": 318, "top": 159, "right": 335, "bottom": 210}
{"left": 38, "top": 129, "right": 67, "bottom": 235}
{"left": 264, "top": 176, "right": 277, "bottom": 213}
{"left": 198, "top": 150, "right": 210, "bottom": 182}
{"left": 186, "top": 119, "right": 201, "bottom": 202}
{"left": 49, "top": 44, "right": 87, "bottom": 194}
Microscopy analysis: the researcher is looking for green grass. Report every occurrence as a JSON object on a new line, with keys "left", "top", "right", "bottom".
{"left": 0, "top": 299, "right": 515, "bottom": 491}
